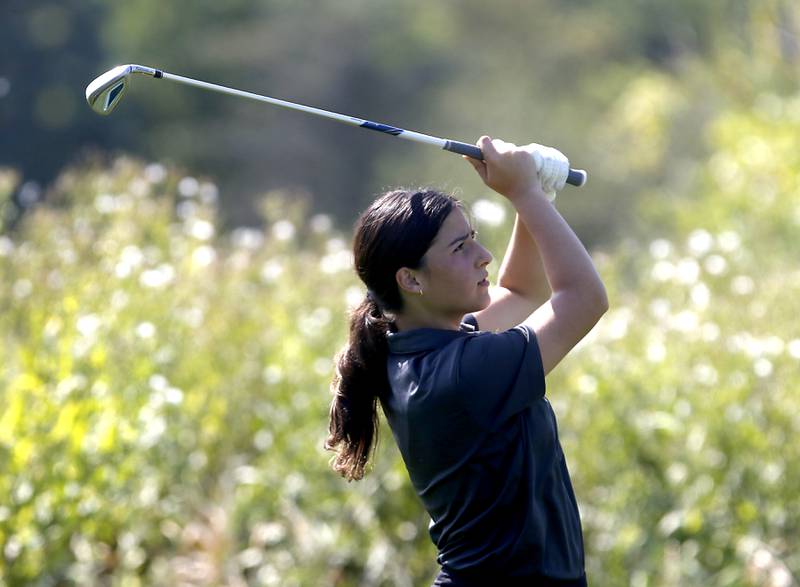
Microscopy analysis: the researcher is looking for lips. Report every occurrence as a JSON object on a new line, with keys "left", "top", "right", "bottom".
{"left": 478, "top": 275, "right": 490, "bottom": 287}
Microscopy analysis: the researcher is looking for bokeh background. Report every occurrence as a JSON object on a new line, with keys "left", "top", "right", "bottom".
{"left": 1, "top": 1, "right": 799, "bottom": 585}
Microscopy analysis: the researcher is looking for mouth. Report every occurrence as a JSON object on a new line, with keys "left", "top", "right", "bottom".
{"left": 478, "top": 276, "right": 490, "bottom": 287}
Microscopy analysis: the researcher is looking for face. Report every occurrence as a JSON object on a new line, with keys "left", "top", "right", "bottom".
{"left": 412, "top": 207, "right": 493, "bottom": 320}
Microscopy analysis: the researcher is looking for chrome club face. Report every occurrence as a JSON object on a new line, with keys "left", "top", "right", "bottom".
{"left": 85, "top": 64, "right": 159, "bottom": 115}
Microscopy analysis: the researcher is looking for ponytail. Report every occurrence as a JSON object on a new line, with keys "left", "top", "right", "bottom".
{"left": 325, "top": 188, "right": 457, "bottom": 480}
{"left": 325, "top": 295, "right": 393, "bottom": 481}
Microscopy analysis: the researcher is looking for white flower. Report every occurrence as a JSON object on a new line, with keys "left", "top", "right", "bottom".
{"left": 310, "top": 214, "right": 333, "bottom": 234}
{"left": 187, "top": 219, "right": 215, "bottom": 241}
{"left": 666, "top": 462, "right": 688, "bottom": 485}
{"left": 693, "top": 363, "right": 719, "bottom": 386}
{"left": 238, "top": 547, "right": 264, "bottom": 569}
{"left": 76, "top": 314, "right": 102, "bottom": 338}
{"left": 234, "top": 465, "right": 260, "bottom": 485}
{"left": 262, "top": 365, "right": 283, "bottom": 385}
{"left": 94, "top": 193, "right": 117, "bottom": 214}
{"left": 0, "top": 236, "right": 13, "bottom": 256}
{"left": 345, "top": 286, "right": 365, "bottom": 309}
{"left": 199, "top": 181, "right": 218, "bottom": 205}
{"left": 701, "top": 322, "right": 720, "bottom": 342}
{"left": 254, "top": 429, "right": 274, "bottom": 450}
{"left": 121, "top": 245, "right": 144, "bottom": 266}
{"left": 272, "top": 220, "right": 295, "bottom": 241}
{"left": 56, "top": 374, "right": 87, "bottom": 400}
{"left": 731, "top": 275, "right": 755, "bottom": 296}
{"left": 688, "top": 229, "right": 714, "bottom": 256}
{"left": 675, "top": 258, "right": 700, "bottom": 285}
{"left": 191, "top": 245, "right": 216, "bottom": 267}
{"left": 144, "top": 163, "right": 167, "bottom": 183}
{"left": 651, "top": 260, "right": 675, "bottom": 282}
{"left": 704, "top": 254, "right": 727, "bottom": 275}
{"left": 176, "top": 200, "right": 198, "bottom": 220}
{"left": 149, "top": 374, "right": 168, "bottom": 391}
{"left": 231, "top": 228, "right": 264, "bottom": 250}
{"left": 604, "top": 308, "right": 632, "bottom": 340}
{"left": 320, "top": 250, "right": 353, "bottom": 274}
{"left": 159, "top": 385, "right": 183, "bottom": 406}
{"left": 178, "top": 176, "right": 199, "bottom": 197}
{"left": 672, "top": 310, "right": 699, "bottom": 333}
{"left": 139, "top": 415, "right": 166, "bottom": 448}
{"left": 577, "top": 374, "right": 598, "bottom": 395}
{"left": 690, "top": 282, "right": 711, "bottom": 310}
{"left": 180, "top": 307, "right": 204, "bottom": 328}
{"left": 12, "top": 279, "right": 32, "bottom": 299}
{"left": 472, "top": 199, "right": 507, "bottom": 227}
{"left": 754, "top": 358, "right": 773, "bottom": 378}
{"left": 649, "top": 239, "right": 672, "bottom": 259}
{"left": 326, "top": 237, "right": 346, "bottom": 252}
{"left": 649, "top": 298, "right": 671, "bottom": 320}
{"left": 136, "top": 322, "right": 156, "bottom": 339}
{"left": 129, "top": 177, "right": 149, "bottom": 198}
{"left": 140, "top": 264, "right": 175, "bottom": 288}
{"left": 717, "top": 230, "right": 741, "bottom": 252}
{"left": 116, "top": 245, "right": 144, "bottom": 278}
{"left": 646, "top": 339, "right": 667, "bottom": 363}
{"left": 762, "top": 336, "right": 785, "bottom": 356}
{"left": 260, "top": 260, "right": 283, "bottom": 283}
{"left": 252, "top": 522, "right": 286, "bottom": 546}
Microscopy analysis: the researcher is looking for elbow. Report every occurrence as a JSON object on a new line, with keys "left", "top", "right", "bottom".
{"left": 569, "top": 280, "right": 607, "bottom": 328}
{"left": 572, "top": 284, "right": 608, "bottom": 337}
{"left": 588, "top": 281, "right": 609, "bottom": 324}
{"left": 596, "top": 282, "right": 610, "bottom": 316}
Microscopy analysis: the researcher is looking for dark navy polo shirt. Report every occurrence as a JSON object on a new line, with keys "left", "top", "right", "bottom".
{"left": 382, "top": 315, "right": 585, "bottom": 580}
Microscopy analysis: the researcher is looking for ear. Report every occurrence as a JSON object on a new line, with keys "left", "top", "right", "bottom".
{"left": 395, "top": 267, "right": 422, "bottom": 295}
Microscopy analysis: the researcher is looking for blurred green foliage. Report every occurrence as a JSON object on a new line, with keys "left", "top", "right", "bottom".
{"left": 2, "top": 0, "right": 799, "bottom": 585}
{"left": 1, "top": 72, "right": 799, "bottom": 583}
{"left": 3, "top": 1, "right": 797, "bottom": 242}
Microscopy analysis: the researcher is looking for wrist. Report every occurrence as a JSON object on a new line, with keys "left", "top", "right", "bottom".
{"left": 505, "top": 185, "right": 551, "bottom": 206}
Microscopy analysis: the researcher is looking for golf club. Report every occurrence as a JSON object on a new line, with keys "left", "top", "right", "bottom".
{"left": 86, "top": 64, "right": 588, "bottom": 187}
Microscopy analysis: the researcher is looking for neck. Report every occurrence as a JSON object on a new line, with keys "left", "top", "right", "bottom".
{"left": 393, "top": 310, "right": 462, "bottom": 332}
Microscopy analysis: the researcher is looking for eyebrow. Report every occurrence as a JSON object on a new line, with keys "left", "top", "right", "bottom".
{"left": 446, "top": 230, "right": 474, "bottom": 248}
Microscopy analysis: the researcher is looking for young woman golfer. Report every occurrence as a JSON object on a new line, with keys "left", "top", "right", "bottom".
{"left": 326, "top": 136, "right": 608, "bottom": 586}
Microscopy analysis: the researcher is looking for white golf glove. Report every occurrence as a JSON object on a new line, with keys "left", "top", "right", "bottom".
{"left": 522, "top": 143, "right": 570, "bottom": 201}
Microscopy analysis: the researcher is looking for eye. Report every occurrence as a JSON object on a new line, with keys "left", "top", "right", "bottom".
{"left": 453, "top": 230, "right": 477, "bottom": 253}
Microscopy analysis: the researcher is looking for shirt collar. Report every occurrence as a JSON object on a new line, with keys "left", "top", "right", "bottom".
{"left": 387, "top": 320, "right": 476, "bottom": 354}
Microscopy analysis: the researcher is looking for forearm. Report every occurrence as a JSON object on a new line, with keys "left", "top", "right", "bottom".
{"left": 509, "top": 188, "right": 607, "bottom": 307}
{"left": 496, "top": 213, "right": 550, "bottom": 305}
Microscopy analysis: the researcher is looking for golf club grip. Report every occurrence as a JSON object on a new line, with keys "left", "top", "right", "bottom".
{"left": 443, "top": 140, "right": 587, "bottom": 187}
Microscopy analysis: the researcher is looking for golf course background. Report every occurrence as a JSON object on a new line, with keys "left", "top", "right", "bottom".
{"left": 2, "top": 1, "right": 799, "bottom": 585}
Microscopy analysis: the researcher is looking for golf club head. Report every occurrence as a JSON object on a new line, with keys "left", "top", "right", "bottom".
{"left": 85, "top": 64, "right": 159, "bottom": 115}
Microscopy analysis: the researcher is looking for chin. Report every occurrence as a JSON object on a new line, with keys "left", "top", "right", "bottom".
{"left": 475, "top": 292, "right": 492, "bottom": 311}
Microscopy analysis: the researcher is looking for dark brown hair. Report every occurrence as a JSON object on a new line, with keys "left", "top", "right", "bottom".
{"left": 325, "top": 188, "right": 459, "bottom": 480}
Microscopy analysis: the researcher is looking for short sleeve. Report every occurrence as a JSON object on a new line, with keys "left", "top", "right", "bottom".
{"left": 458, "top": 325, "right": 546, "bottom": 429}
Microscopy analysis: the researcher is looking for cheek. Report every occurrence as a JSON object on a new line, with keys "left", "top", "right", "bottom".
{"left": 436, "top": 256, "right": 474, "bottom": 288}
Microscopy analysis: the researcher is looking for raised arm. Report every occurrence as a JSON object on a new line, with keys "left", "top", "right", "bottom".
{"left": 466, "top": 137, "right": 608, "bottom": 375}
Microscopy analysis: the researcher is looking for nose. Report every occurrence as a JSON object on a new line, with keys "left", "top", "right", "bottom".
{"left": 477, "top": 242, "right": 492, "bottom": 267}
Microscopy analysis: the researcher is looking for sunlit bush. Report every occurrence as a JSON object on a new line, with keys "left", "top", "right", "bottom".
{"left": 556, "top": 97, "right": 800, "bottom": 585}
{"left": 0, "top": 159, "right": 438, "bottom": 586}
{"left": 1, "top": 90, "right": 798, "bottom": 587}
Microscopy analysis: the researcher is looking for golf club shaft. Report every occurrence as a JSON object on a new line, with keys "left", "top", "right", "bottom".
{"left": 113, "top": 66, "right": 588, "bottom": 187}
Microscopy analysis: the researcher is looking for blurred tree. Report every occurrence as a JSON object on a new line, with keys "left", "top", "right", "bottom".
{"left": 0, "top": 0, "right": 110, "bottom": 222}
{"left": 2, "top": 0, "right": 798, "bottom": 240}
